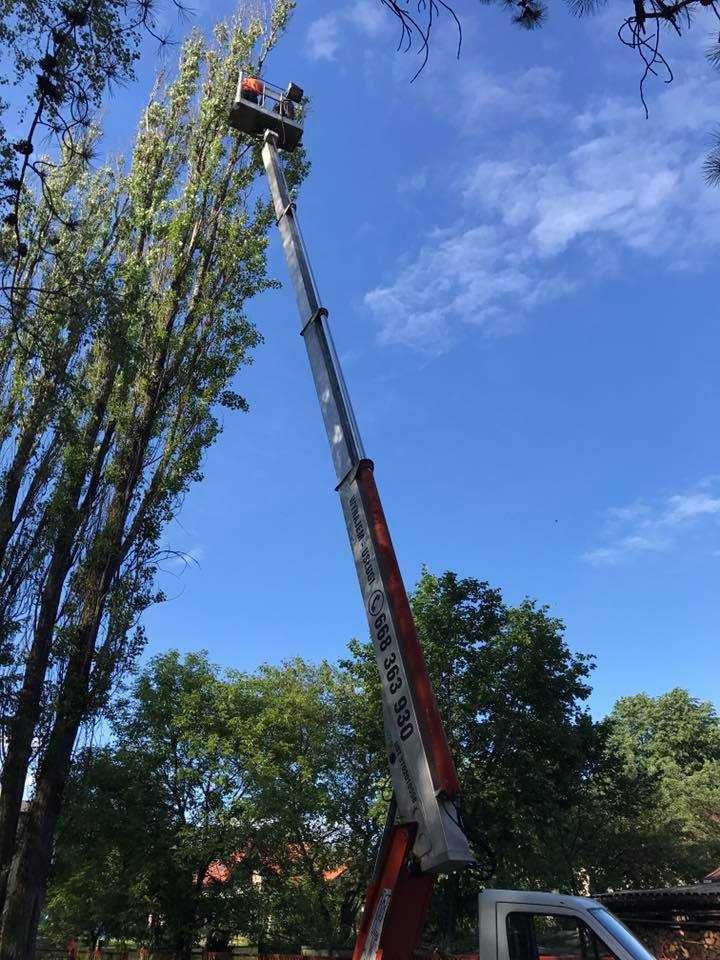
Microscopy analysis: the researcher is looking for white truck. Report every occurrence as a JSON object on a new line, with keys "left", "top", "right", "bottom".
{"left": 479, "top": 890, "right": 655, "bottom": 960}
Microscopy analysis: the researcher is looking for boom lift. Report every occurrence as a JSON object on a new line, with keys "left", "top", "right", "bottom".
{"left": 228, "top": 75, "right": 657, "bottom": 960}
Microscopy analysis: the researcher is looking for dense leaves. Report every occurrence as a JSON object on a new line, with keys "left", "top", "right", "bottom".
{"left": 0, "top": 0, "right": 186, "bottom": 316}
{"left": 46, "top": 654, "right": 369, "bottom": 952}
{"left": 0, "top": 4, "right": 304, "bottom": 958}
{"left": 45, "top": 653, "right": 263, "bottom": 953}
{"left": 44, "top": 570, "right": 720, "bottom": 953}
{"left": 606, "top": 689, "right": 720, "bottom": 883}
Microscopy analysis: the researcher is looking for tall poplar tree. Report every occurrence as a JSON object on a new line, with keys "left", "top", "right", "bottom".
{"left": 0, "top": 0, "right": 185, "bottom": 320}
{"left": 0, "top": 4, "right": 304, "bottom": 958}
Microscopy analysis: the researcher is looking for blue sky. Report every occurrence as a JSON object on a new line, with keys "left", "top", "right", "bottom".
{"left": 119, "top": 0, "right": 720, "bottom": 718}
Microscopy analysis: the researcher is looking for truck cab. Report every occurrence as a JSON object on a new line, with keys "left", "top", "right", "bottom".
{"left": 479, "top": 890, "right": 656, "bottom": 960}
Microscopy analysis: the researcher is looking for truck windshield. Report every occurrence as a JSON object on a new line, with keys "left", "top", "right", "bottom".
{"left": 588, "top": 909, "right": 656, "bottom": 960}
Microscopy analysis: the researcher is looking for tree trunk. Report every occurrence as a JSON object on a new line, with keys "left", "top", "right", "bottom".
{"left": 0, "top": 316, "right": 89, "bottom": 566}
{"left": 0, "top": 405, "right": 152, "bottom": 957}
{"left": 0, "top": 715, "right": 77, "bottom": 960}
{"left": 176, "top": 934, "right": 194, "bottom": 960}
{"left": 0, "top": 589, "right": 102, "bottom": 960}
{"left": 337, "top": 883, "right": 364, "bottom": 947}
{"left": 0, "top": 390, "right": 115, "bottom": 912}
{"left": 0, "top": 546, "right": 78, "bottom": 905}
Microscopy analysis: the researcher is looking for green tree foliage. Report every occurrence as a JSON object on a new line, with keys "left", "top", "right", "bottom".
{"left": 43, "top": 573, "right": 720, "bottom": 954}
{"left": 42, "top": 747, "right": 169, "bottom": 947}
{"left": 228, "top": 660, "right": 383, "bottom": 949}
{"left": 528, "top": 714, "right": 677, "bottom": 894}
{"left": 0, "top": 0, "right": 186, "bottom": 310}
{"left": 116, "top": 651, "right": 262, "bottom": 956}
{"left": 44, "top": 652, "right": 264, "bottom": 955}
{"left": 45, "top": 571, "right": 605, "bottom": 951}
{"left": 605, "top": 689, "right": 720, "bottom": 882}
{"left": 0, "top": 4, "right": 304, "bottom": 958}
{"left": 539, "top": 690, "right": 720, "bottom": 895}
{"left": 343, "top": 569, "right": 600, "bottom": 948}
{"left": 46, "top": 654, "right": 364, "bottom": 953}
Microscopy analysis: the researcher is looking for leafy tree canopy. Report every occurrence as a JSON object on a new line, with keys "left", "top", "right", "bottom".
{"left": 43, "top": 572, "right": 720, "bottom": 953}
{"left": 606, "top": 689, "right": 720, "bottom": 881}
{"left": 0, "top": 4, "right": 304, "bottom": 958}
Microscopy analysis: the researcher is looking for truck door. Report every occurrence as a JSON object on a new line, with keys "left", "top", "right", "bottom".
{"left": 502, "top": 910, "right": 616, "bottom": 960}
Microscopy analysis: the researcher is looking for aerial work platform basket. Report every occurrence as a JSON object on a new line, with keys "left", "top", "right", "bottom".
{"left": 229, "top": 71, "right": 304, "bottom": 151}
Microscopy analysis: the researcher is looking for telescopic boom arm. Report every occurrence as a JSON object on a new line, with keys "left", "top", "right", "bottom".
{"left": 260, "top": 129, "right": 473, "bottom": 960}
{"left": 230, "top": 79, "right": 473, "bottom": 960}
{"left": 230, "top": 77, "right": 662, "bottom": 960}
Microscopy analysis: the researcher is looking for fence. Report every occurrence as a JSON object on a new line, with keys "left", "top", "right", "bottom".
{"left": 37, "top": 951, "right": 351, "bottom": 960}
{"left": 43, "top": 937, "right": 720, "bottom": 960}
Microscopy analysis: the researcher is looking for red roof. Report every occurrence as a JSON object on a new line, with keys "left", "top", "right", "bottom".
{"left": 202, "top": 849, "right": 346, "bottom": 887}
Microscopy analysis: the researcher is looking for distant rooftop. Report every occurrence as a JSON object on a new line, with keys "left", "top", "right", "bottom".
{"left": 598, "top": 882, "right": 720, "bottom": 928}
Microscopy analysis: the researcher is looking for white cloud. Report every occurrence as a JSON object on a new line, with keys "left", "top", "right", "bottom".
{"left": 397, "top": 169, "right": 428, "bottom": 194}
{"left": 606, "top": 502, "right": 652, "bottom": 524}
{"left": 306, "top": 3, "right": 388, "bottom": 62}
{"left": 450, "top": 66, "right": 564, "bottom": 125}
{"left": 365, "top": 224, "right": 575, "bottom": 351}
{"left": 364, "top": 62, "right": 720, "bottom": 351}
{"left": 582, "top": 481, "right": 720, "bottom": 565}
{"left": 165, "top": 545, "right": 205, "bottom": 570}
{"left": 347, "top": 0, "right": 385, "bottom": 36}
{"left": 306, "top": 14, "right": 341, "bottom": 62}
{"left": 665, "top": 492, "right": 720, "bottom": 524}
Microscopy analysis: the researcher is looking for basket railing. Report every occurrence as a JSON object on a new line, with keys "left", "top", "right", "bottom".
{"left": 235, "top": 71, "right": 299, "bottom": 119}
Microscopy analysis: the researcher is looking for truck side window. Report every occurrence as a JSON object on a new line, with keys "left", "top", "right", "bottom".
{"left": 506, "top": 913, "right": 619, "bottom": 960}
